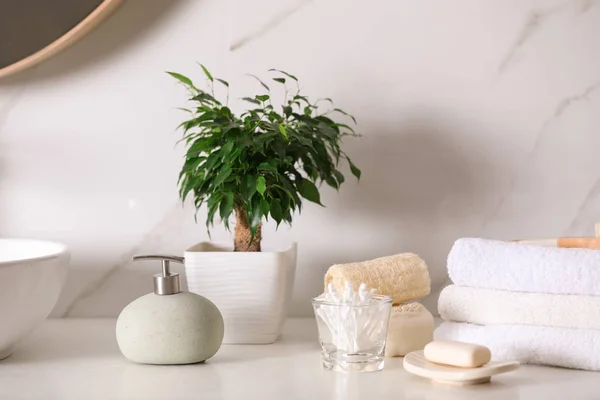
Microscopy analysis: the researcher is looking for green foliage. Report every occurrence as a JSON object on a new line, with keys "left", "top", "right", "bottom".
{"left": 169, "top": 65, "right": 361, "bottom": 239}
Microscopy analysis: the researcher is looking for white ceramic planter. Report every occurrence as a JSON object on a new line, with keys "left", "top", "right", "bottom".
{"left": 184, "top": 242, "right": 297, "bottom": 344}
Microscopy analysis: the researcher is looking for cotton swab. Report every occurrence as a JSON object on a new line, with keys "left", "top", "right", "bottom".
{"left": 316, "top": 281, "right": 390, "bottom": 353}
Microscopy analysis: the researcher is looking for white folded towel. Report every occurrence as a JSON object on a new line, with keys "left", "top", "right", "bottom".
{"left": 448, "top": 238, "right": 600, "bottom": 295}
{"left": 439, "top": 285, "right": 600, "bottom": 329}
{"left": 436, "top": 321, "right": 600, "bottom": 371}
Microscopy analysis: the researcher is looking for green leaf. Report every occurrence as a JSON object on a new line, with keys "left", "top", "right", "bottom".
{"left": 193, "top": 197, "right": 204, "bottom": 211}
{"left": 207, "top": 194, "right": 222, "bottom": 228}
{"left": 257, "top": 161, "right": 277, "bottom": 172}
{"left": 186, "top": 137, "right": 213, "bottom": 157}
{"left": 273, "top": 77, "right": 286, "bottom": 84}
{"left": 334, "top": 170, "right": 345, "bottom": 185}
{"left": 280, "top": 178, "right": 302, "bottom": 211}
{"left": 220, "top": 142, "right": 234, "bottom": 159}
{"left": 297, "top": 179, "right": 322, "bottom": 205}
{"left": 293, "top": 95, "right": 312, "bottom": 105}
{"left": 178, "top": 157, "right": 204, "bottom": 181}
{"left": 256, "top": 176, "right": 267, "bottom": 195}
{"left": 243, "top": 175, "right": 257, "bottom": 199}
{"left": 167, "top": 72, "right": 194, "bottom": 87}
{"left": 219, "top": 192, "right": 234, "bottom": 221}
{"left": 268, "top": 69, "right": 298, "bottom": 81}
{"left": 347, "top": 157, "right": 361, "bottom": 180}
{"left": 241, "top": 97, "right": 261, "bottom": 105}
{"left": 325, "top": 175, "right": 339, "bottom": 189}
{"left": 212, "top": 167, "right": 232, "bottom": 188}
{"left": 270, "top": 198, "right": 283, "bottom": 225}
{"left": 260, "top": 197, "right": 270, "bottom": 219}
{"left": 191, "top": 92, "right": 220, "bottom": 105}
{"left": 249, "top": 195, "right": 263, "bottom": 233}
{"left": 332, "top": 108, "right": 357, "bottom": 124}
{"left": 204, "top": 153, "right": 222, "bottom": 172}
{"left": 278, "top": 124, "right": 288, "bottom": 138}
{"left": 247, "top": 74, "right": 270, "bottom": 91}
{"left": 271, "top": 141, "right": 286, "bottom": 159}
{"left": 221, "top": 121, "right": 240, "bottom": 135}
{"left": 256, "top": 94, "right": 270, "bottom": 102}
{"left": 267, "top": 112, "right": 282, "bottom": 123}
{"left": 179, "top": 175, "right": 202, "bottom": 201}
{"left": 215, "top": 78, "right": 229, "bottom": 87}
{"left": 335, "top": 123, "right": 356, "bottom": 134}
{"left": 199, "top": 63, "right": 213, "bottom": 81}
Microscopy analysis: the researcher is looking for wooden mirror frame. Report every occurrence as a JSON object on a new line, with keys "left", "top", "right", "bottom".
{"left": 0, "top": 0, "right": 124, "bottom": 79}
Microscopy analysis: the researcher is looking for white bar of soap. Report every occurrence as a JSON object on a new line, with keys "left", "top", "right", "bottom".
{"left": 424, "top": 340, "right": 491, "bottom": 368}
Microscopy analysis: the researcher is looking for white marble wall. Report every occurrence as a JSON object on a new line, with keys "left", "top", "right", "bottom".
{"left": 1, "top": 0, "right": 599, "bottom": 317}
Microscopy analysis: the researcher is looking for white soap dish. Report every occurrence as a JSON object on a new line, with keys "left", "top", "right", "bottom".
{"left": 403, "top": 350, "right": 519, "bottom": 386}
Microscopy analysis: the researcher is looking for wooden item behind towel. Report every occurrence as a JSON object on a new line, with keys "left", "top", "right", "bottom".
{"left": 557, "top": 238, "right": 600, "bottom": 250}
{"left": 515, "top": 222, "right": 600, "bottom": 250}
{"left": 515, "top": 238, "right": 600, "bottom": 249}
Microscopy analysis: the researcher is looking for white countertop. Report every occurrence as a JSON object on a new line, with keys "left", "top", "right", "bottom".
{"left": 1, "top": 318, "right": 598, "bottom": 400}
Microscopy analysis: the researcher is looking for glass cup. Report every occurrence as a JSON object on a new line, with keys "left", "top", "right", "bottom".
{"left": 312, "top": 294, "right": 393, "bottom": 372}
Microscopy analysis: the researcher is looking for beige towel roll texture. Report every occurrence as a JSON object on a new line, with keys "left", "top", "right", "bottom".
{"left": 324, "top": 253, "right": 431, "bottom": 304}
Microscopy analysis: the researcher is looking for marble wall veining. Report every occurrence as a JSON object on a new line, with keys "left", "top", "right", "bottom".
{"left": 1, "top": 0, "right": 599, "bottom": 317}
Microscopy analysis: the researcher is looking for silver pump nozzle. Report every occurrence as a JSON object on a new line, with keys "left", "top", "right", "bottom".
{"left": 132, "top": 254, "right": 185, "bottom": 295}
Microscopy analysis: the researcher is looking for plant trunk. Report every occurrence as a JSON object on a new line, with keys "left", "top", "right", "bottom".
{"left": 234, "top": 206, "right": 261, "bottom": 252}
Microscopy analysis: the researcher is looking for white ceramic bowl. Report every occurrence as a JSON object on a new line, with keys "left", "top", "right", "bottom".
{"left": 0, "top": 239, "right": 69, "bottom": 360}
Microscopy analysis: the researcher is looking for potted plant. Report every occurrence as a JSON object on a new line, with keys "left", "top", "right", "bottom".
{"left": 168, "top": 65, "right": 361, "bottom": 344}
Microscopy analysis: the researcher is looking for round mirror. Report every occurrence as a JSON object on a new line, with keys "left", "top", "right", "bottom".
{"left": 0, "top": 0, "right": 123, "bottom": 79}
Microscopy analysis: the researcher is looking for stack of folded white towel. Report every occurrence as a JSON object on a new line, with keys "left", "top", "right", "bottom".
{"left": 436, "top": 238, "right": 600, "bottom": 371}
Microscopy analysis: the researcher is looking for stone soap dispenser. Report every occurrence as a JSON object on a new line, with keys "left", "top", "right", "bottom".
{"left": 116, "top": 254, "right": 224, "bottom": 365}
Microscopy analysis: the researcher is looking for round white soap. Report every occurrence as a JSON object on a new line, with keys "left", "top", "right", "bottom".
{"left": 385, "top": 302, "right": 434, "bottom": 357}
{"left": 424, "top": 340, "right": 491, "bottom": 368}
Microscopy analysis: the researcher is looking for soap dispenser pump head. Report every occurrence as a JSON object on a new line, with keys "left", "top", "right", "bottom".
{"left": 132, "top": 254, "right": 185, "bottom": 295}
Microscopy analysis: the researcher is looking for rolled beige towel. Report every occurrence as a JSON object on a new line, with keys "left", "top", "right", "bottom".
{"left": 385, "top": 302, "right": 434, "bottom": 357}
{"left": 324, "top": 253, "right": 430, "bottom": 305}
